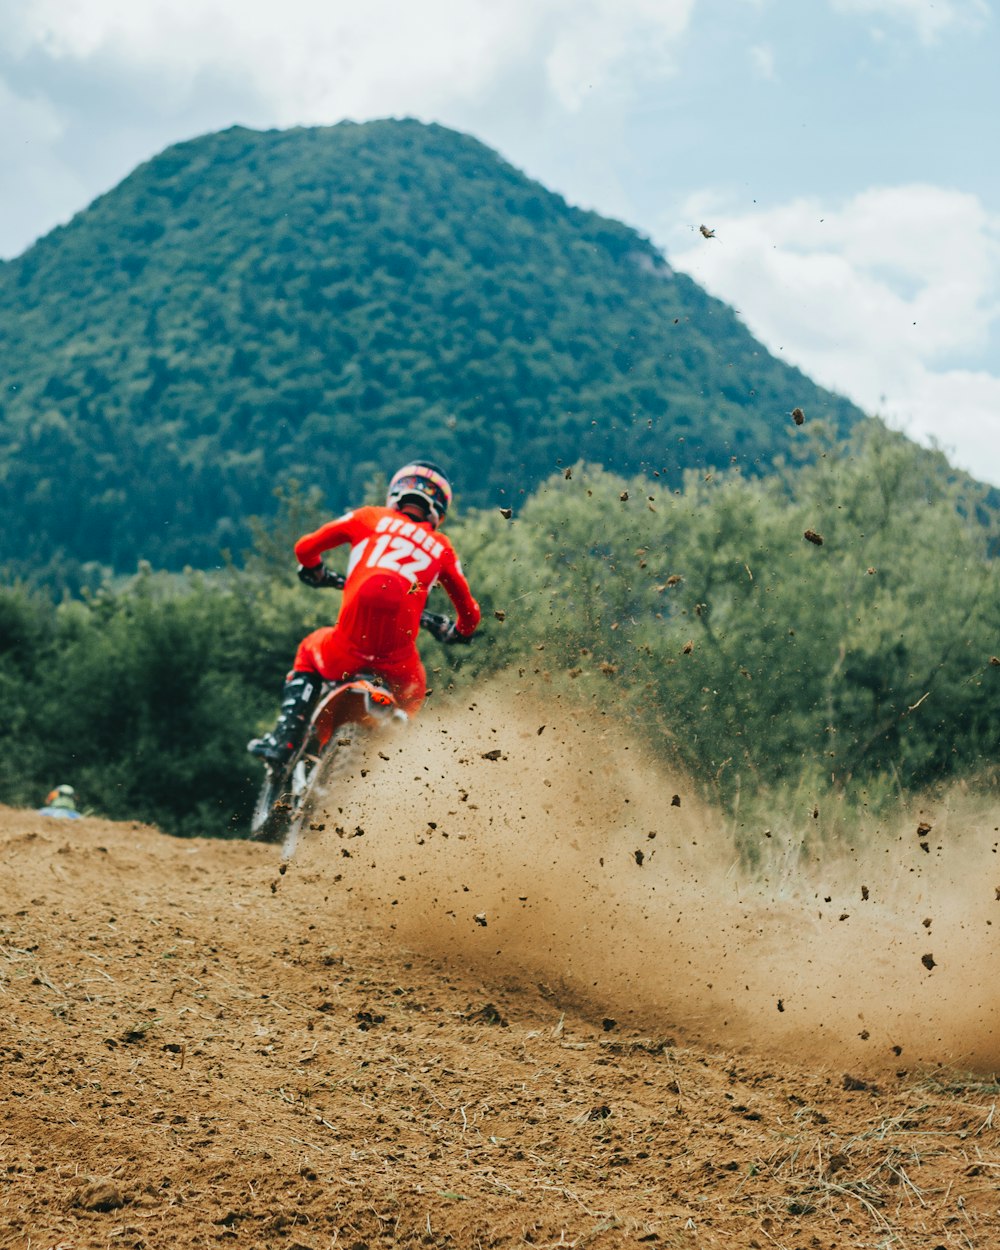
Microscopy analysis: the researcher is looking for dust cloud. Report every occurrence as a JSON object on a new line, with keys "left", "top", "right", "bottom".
{"left": 290, "top": 683, "right": 1000, "bottom": 1074}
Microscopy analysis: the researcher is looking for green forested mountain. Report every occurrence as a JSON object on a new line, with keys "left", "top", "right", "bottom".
{"left": 0, "top": 119, "right": 864, "bottom": 576}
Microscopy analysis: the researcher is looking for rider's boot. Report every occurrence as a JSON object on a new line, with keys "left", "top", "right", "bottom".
{"left": 247, "top": 671, "right": 320, "bottom": 764}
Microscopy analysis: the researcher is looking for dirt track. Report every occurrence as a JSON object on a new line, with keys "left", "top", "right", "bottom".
{"left": 3, "top": 693, "right": 1000, "bottom": 1249}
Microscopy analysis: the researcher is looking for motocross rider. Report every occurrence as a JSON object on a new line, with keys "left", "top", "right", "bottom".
{"left": 248, "top": 461, "right": 480, "bottom": 764}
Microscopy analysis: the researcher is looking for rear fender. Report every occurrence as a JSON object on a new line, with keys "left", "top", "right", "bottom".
{"left": 309, "top": 677, "right": 405, "bottom": 750}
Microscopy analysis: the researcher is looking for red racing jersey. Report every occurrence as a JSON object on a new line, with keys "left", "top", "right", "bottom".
{"left": 294, "top": 506, "right": 480, "bottom": 662}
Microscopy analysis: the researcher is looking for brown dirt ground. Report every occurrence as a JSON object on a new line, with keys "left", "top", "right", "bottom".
{"left": 3, "top": 691, "right": 999, "bottom": 1249}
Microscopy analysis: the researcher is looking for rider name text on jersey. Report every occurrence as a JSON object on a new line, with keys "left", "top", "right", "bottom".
{"left": 374, "top": 514, "right": 444, "bottom": 559}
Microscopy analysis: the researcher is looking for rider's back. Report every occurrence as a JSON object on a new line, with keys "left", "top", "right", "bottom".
{"left": 295, "top": 505, "right": 477, "bottom": 660}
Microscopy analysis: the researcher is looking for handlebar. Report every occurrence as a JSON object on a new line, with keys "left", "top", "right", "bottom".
{"left": 298, "top": 565, "right": 473, "bottom": 645}
{"left": 305, "top": 567, "right": 345, "bottom": 591}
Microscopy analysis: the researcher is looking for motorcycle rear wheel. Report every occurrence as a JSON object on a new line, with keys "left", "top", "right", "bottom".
{"left": 281, "top": 722, "right": 365, "bottom": 858}
{"left": 249, "top": 765, "right": 294, "bottom": 844}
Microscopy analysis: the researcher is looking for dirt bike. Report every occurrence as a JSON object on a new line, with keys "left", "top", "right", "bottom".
{"left": 249, "top": 569, "right": 470, "bottom": 856}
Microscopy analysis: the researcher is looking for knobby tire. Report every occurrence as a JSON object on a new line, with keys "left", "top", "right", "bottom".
{"left": 280, "top": 721, "right": 365, "bottom": 859}
{"left": 250, "top": 721, "right": 368, "bottom": 856}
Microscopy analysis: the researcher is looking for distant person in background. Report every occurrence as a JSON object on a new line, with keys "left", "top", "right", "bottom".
{"left": 248, "top": 460, "right": 480, "bottom": 764}
{"left": 38, "top": 784, "right": 83, "bottom": 819}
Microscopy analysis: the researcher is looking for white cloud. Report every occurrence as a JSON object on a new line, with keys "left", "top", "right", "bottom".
{"left": 881, "top": 366, "right": 1000, "bottom": 478}
{"left": 2, "top": 0, "right": 695, "bottom": 121}
{"left": 829, "top": 0, "right": 991, "bottom": 44}
{"left": 543, "top": 0, "right": 693, "bottom": 111}
{"left": 665, "top": 185, "right": 1000, "bottom": 485}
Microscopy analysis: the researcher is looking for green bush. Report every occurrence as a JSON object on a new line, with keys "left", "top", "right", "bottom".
{"left": 450, "top": 422, "right": 1000, "bottom": 799}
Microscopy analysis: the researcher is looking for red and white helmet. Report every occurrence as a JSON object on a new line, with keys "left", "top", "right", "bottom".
{"left": 386, "top": 461, "right": 452, "bottom": 529}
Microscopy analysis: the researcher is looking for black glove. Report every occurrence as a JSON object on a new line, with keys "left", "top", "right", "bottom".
{"left": 423, "top": 613, "right": 454, "bottom": 644}
{"left": 297, "top": 563, "right": 327, "bottom": 587}
{"left": 439, "top": 620, "right": 473, "bottom": 646}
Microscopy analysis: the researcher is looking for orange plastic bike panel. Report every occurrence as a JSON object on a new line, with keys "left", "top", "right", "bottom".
{"left": 310, "top": 679, "right": 396, "bottom": 748}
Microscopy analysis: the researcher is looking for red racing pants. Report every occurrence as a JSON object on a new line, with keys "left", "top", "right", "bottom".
{"left": 292, "top": 626, "right": 427, "bottom": 715}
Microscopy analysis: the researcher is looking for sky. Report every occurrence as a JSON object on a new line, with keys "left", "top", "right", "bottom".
{"left": 2, "top": 0, "right": 999, "bottom": 485}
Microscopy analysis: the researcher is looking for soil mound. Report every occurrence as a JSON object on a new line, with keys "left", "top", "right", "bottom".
{"left": 2, "top": 690, "right": 998, "bottom": 1248}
